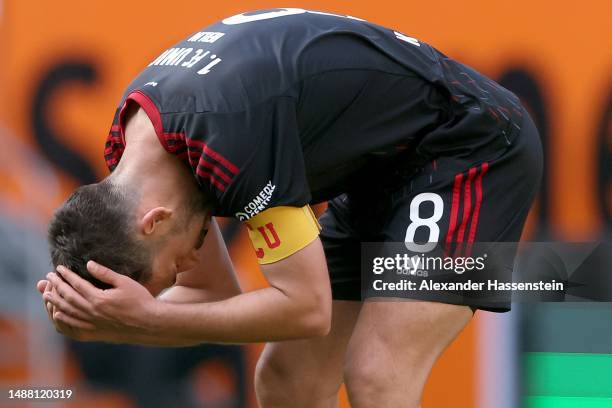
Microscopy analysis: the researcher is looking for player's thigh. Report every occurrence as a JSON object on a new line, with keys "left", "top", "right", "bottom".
{"left": 344, "top": 300, "right": 472, "bottom": 397}
{"left": 256, "top": 300, "right": 361, "bottom": 395}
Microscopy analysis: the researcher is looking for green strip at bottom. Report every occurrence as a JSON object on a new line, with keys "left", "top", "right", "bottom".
{"left": 525, "top": 396, "right": 612, "bottom": 408}
{"left": 524, "top": 352, "right": 612, "bottom": 397}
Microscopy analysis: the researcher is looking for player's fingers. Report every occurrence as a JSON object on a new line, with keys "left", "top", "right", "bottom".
{"left": 47, "top": 301, "right": 54, "bottom": 319}
{"left": 45, "top": 283, "right": 56, "bottom": 321}
{"left": 46, "top": 272, "right": 94, "bottom": 314}
{"left": 44, "top": 289, "right": 94, "bottom": 322}
{"left": 54, "top": 311, "right": 97, "bottom": 332}
{"left": 86, "top": 261, "right": 125, "bottom": 287}
{"left": 56, "top": 265, "right": 103, "bottom": 300}
{"left": 36, "top": 280, "right": 48, "bottom": 294}
{"left": 38, "top": 281, "right": 54, "bottom": 321}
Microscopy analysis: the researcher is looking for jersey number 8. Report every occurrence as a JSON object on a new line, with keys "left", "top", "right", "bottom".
{"left": 404, "top": 193, "right": 444, "bottom": 252}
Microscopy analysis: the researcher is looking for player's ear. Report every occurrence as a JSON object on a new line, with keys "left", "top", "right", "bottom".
{"left": 140, "top": 207, "right": 173, "bottom": 236}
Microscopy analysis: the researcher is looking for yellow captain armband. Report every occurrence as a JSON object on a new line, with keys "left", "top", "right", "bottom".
{"left": 244, "top": 205, "right": 321, "bottom": 264}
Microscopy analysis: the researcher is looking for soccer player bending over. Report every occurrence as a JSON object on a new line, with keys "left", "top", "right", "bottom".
{"left": 39, "top": 9, "right": 542, "bottom": 408}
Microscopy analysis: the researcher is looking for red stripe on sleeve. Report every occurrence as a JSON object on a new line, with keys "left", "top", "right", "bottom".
{"left": 196, "top": 167, "right": 227, "bottom": 192}
{"left": 186, "top": 140, "right": 239, "bottom": 175}
{"left": 202, "top": 145, "right": 239, "bottom": 174}
{"left": 198, "top": 157, "right": 233, "bottom": 184}
{"left": 164, "top": 132, "right": 186, "bottom": 141}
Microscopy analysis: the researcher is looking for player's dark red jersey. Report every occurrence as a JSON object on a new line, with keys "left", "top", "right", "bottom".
{"left": 105, "top": 8, "right": 523, "bottom": 220}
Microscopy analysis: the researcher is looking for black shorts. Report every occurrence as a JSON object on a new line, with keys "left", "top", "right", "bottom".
{"left": 319, "top": 108, "right": 543, "bottom": 312}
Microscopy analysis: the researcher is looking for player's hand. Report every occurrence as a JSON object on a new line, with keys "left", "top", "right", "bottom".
{"left": 37, "top": 279, "right": 86, "bottom": 338}
{"left": 43, "top": 261, "right": 158, "bottom": 342}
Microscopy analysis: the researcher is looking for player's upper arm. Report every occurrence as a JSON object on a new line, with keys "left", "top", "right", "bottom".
{"left": 244, "top": 205, "right": 332, "bottom": 333}
{"left": 261, "top": 237, "right": 331, "bottom": 335}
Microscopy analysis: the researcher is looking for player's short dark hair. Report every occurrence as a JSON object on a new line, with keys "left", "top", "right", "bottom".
{"left": 47, "top": 179, "right": 151, "bottom": 289}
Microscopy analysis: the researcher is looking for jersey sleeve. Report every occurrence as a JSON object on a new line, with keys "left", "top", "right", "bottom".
{"left": 191, "top": 96, "right": 312, "bottom": 219}
{"left": 104, "top": 107, "right": 124, "bottom": 172}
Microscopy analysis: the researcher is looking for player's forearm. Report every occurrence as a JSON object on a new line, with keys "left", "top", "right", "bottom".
{"left": 147, "top": 286, "right": 331, "bottom": 344}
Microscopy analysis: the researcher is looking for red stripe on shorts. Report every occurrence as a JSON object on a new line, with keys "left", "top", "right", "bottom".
{"left": 445, "top": 173, "right": 464, "bottom": 254}
{"left": 454, "top": 166, "right": 478, "bottom": 256}
{"left": 466, "top": 162, "right": 489, "bottom": 256}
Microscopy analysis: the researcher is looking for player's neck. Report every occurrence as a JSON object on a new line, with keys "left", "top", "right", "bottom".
{"left": 110, "top": 106, "right": 190, "bottom": 210}
{"left": 110, "top": 148, "right": 189, "bottom": 216}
